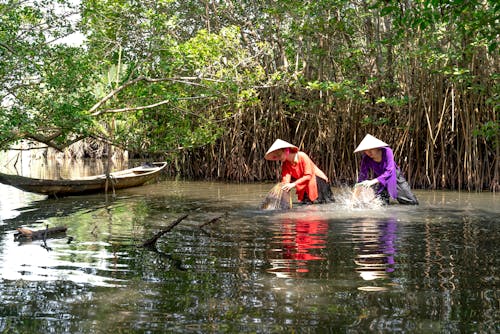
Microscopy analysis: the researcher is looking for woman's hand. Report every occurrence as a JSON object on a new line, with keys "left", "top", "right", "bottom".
{"left": 359, "top": 179, "right": 379, "bottom": 187}
{"left": 281, "top": 182, "right": 296, "bottom": 192}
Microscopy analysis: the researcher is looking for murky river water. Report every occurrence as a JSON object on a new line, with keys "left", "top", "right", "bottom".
{"left": 0, "top": 161, "right": 498, "bottom": 333}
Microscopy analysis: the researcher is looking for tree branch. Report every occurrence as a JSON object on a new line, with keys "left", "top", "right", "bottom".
{"left": 141, "top": 214, "right": 188, "bottom": 248}
{"left": 89, "top": 75, "right": 147, "bottom": 115}
{"left": 25, "top": 133, "right": 86, "bottom": 151}
{"left": 101, "top": 95, "right": 215, "bottom": 114}
{"left": 89, "top": 75, "right": 224, "bottom": 116}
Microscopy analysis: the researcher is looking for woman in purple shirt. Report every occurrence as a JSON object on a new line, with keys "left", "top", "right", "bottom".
{"left": 354, "top": 134, "right": 418, "bottom": 205}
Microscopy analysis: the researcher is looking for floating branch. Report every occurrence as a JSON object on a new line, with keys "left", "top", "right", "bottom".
{"left": 15, "top": 226, "right": 68, "bottom": 241}
{"left": 141, "top": 214, "right": 188, "bottom": 248}
{"left": 199, "top": 214, "right": 224, "bottom": 229}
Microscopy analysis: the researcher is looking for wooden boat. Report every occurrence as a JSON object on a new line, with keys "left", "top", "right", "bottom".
{"left": 0, "top": 162, "right": 167, "bottom": 196}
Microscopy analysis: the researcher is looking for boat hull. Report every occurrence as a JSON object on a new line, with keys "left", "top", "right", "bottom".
{"left": 0, "top": 162, "right": 167, "bottom": 196}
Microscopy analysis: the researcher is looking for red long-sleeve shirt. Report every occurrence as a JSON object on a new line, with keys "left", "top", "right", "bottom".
{"left": 281, "top": 151, "right": 329, "bottom": 202}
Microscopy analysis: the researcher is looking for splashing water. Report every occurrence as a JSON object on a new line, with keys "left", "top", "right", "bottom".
{"left": 336, "top": 185, "right": 384, "bottom": 209}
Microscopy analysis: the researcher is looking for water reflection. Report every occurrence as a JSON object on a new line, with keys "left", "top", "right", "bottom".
{"left": 1, "top": 230, "right": 125, "bottom": 287}
{"left": 0, "top": 164, "right": 498, "bottom": 333}
{"left": 267, "top": 216, "right": 328, "bottom": 278}
{"left": 352, "top": 218, "right": 397, "bottom": 282}
{"left": 0, "top": 196, "right": 143, "bottom": 287}
{"left": 0, "top": 184, "right": 45, "bottom": 224}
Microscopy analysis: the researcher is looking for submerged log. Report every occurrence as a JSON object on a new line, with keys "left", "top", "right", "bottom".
{"left": 15, "top": 226, "right": 68, "bottom": 240}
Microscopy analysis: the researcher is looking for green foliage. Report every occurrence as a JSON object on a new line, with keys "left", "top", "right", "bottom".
{"left": 0, "top": 0, "right": 96, "bottom": 148}
{"left": 81, "top": 16, "right": 261, "bottom": 153}
{"left": 306, "top": 80, "right": 368, "bottom": 100}
{"left": 361, "top": 115, "right": 391, "bottom": 127}
{"left": 377, "top": 0, "right": 498, "bottom": 52}
{"left": 375, "top": 96, "right": 409, "bottom": 108}
{"left": 473, "top": 121, "right": 499, "bottom": 147}
{"left": 1, "top": 0, "right": 267, "bottom": 153}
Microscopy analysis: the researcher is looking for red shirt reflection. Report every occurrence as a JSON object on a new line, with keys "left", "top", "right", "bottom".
{"left": 281, "top": 219, "right": 327, "bottom": 262}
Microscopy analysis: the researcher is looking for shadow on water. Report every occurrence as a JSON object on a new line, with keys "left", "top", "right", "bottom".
{"left": 1, "top": 196, "right": 110, "bottom": 229}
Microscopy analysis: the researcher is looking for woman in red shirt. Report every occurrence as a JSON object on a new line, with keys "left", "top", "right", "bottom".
{"left": 265, "top": 139, "right": 334, "bottom": 204}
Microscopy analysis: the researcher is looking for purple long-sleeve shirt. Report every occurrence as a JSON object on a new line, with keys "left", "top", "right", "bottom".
{"left": 358, "top": 147, "right": 399, "bottom": 199}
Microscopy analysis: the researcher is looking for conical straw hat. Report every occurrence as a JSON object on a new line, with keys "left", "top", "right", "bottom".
{"left": 354, "top": 134, "right": 389, "bottom": 153}
{"left": 265, "top": 139, "right": 298, "bottom": 160}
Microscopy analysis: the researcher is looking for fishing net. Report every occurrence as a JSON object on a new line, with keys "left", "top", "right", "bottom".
{"left": 260, "top": 183, "right": 292, "bottom": 210}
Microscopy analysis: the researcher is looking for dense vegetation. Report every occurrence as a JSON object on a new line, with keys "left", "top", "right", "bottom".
{"left": 0, "top": 0, "right": 498, "bottom": 190}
